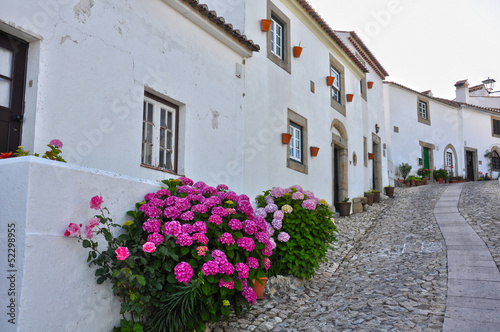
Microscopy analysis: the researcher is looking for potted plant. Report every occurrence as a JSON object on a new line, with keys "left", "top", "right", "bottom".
{"left": 407, "top": 175, "right": 416, "bottom": 186}
{"left": 337, "top": 197, "right": 351, "bottom": 217}
{"left": 364, "top": 191, "right": 374, "bottom": 206}
{"left": 371, "top": 189, "right": 381, "bottom": 203}
{"left": 293, "top": 42, "right": 303, "bottom": 58}
{"left": 399, "top": 163, "right": 412, "bottom": 182}
{"left": 415, "top": 176, "right": 422, "bottom": 186}
{"left": 384, "top": 185, "right": 395, "bottom": 198}
{"left": 252, "top": 277, "right": 268, "bottom": 299}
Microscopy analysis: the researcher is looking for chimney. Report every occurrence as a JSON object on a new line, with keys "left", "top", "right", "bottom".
{"left": 455, "top": 79, "right": 469, "bottom": 103}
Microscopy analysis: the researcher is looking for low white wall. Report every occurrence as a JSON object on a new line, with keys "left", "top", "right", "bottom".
{"left": 0, "top": 157, "right": 162, "bottom": 332}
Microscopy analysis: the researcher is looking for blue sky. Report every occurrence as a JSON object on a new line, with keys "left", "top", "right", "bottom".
{"left": 307, "top": 0, "right": 500, "bottom": 99}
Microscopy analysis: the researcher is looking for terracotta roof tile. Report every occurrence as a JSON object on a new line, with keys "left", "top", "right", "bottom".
{"left": 295, "top": 0, "right": 369, "bottom": 74}
{"left": 468, "top": 84, "right": 484, "bottom": 92}
{"left": 181, "top": 0, "right": 260, "bottom": 52}
{"left": 454, "top": 79, "right": 468, "bottom": 87}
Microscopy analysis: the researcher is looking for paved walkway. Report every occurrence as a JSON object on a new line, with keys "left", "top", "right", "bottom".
{"left": 211, "top": 182, "right": 500, "bottom": 331}
{"left": 434, "top": 183, "right": 500, "bottom": 331}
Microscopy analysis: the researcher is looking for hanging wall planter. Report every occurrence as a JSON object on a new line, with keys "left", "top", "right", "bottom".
{"left": 367, "top": 81, "right": 374, "bottom": 89}
{"left": 368, "top": 153, "right": 374, "bottom": 160}
{"left": 310, "top": 146, "right": 320, "bottom": 157}
{"left": 347, "top": 94, "right": 354, "bottom": 102}
{"left": 282, "top": 133, "right": 292, "bottom": 144}
{"left": 261, "top": 19, "right": 272, "bottom": 32}
{"left": 293, "top": 46, "right": 303, "bottom": 58}
{"left": 326, "top": 76, "right": 335, "bottom": 86}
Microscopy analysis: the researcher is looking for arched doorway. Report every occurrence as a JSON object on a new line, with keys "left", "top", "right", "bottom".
{"left": 331, "top": 119, "right": 348, "bottom": 211}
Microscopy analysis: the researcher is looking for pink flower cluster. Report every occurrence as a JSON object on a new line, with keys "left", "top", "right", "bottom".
{"left": 174, "top": 261, "right": 194, "bottom": 283}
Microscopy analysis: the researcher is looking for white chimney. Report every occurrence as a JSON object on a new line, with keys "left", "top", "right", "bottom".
{"left": 455, "top": 79, "right": 469, "bottom": 103}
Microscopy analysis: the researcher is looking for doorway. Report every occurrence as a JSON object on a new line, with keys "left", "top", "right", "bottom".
{"left": 0, "top": 30, "right": 28, "bottom": 152}
{"left": 466, "top": 150, "right": 474, "bottom": 181}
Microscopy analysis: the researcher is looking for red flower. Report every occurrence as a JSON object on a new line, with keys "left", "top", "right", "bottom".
{"left": 0, "top": 152, "right": 13, "bottom": 159}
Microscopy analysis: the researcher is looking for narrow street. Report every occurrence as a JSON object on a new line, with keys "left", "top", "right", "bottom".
{"left": 213, "top": 181, "right": 500, "bottom": 331}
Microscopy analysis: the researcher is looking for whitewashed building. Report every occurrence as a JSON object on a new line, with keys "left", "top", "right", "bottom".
{"left": 384, "top": 79, "right": 500, "bottom": 182}
{"left": 0, "top": 0, "right": 391, "bottom": 331}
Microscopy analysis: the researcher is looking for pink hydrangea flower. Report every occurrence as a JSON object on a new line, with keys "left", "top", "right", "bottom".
{"left": 270, "top": 187, "right": 285, "bottom": 198}
{"left": 291, "top": 191, "right": 305, "bottom": 200}
{"left": 219, "top": 260, "right": 235, "bottom": 275}
{"left": 191, "top": 204, "right": 208, "bottom": 213}
{"left": 290, "top": 185, "right": 303, "bottom": 192}
{"left": 174, "top": 261, "right": 194, "bottom": 283}
{"left": 262, "top": 247, "right": 273, "bottom": 256}
{"left": 219, "top": 278, "right": 234, "bottom": 289}
{"left": 164, "top": 206, "right": 181, "bottom": 219}
{"left": 147, "top": 232, "right": 164, "bottom": 245}
{"left": 264, "top": 204, "right": 278, "bottom": 213}
{"left": 255, "top": 231, "right": 269, "bottom": 244}
{"left": 242, "top": 286, "right": 257, "bottom": 305}
{"left": 255, "top": 208, "right": 267, "bottom": 218}
{"left": 176, "top": 233, "right": 193, "bottom": 246}
{"left": 156, "top": 189, "right": 170, "bottom": 197}
{"left": 192, "top": 232, "right": 209, "bottom": 245}
{"left": 49, "top": 139, "right": 63, "bottom": 148}
{"left": 208, "top": 214, "right": 223, "bottom": 225}
{"left": 235, "top": 263, "right": 249, "bottom": 279}
{"left": 228, "top": 219, "right": 243, "bottom": 230}
{"left": 142, "top": 219, "right": 161, "bottom": 233}
{"left": 181, "top": 223, "right": 194, "bottom": 234}
{"left": 211, "top": 206, "right": 229, "bottom": 217}
{"left": 202, "top": 261, "right": 220, "bottom": 276}
{"left": 277, "top": 231, "right": 290, "bottom": 242}
{"left": 216, "top": 184, "right": 229, "bottom": 191}
{"left": 218, "top": 232, "right": 235, "bottom": 245}
{"left": 115, "top": 247, "right": 129, "bottom": 260}
{"left": 196, "top": 246, "right": 209, "bottom": 256}
{"left": 193, "top": 221, "right": 208, "bottom": 233}
{"left": 247, "top": 257, "right": 259, "bottom": 269}
{"left": 243, "top": 220, "right": 258, "bottom": 235}
{"left": 262, "top": 258, "right": 271, "bottom": 270}
{"left": 226, "top": 208, "right": 236, "bottom": 215}
{"left": 237, "top": 237, "right": 255, "bottom": 252}
{"left": 281, "top": 204, "right": 293, "bottom": 214}
{"left": 211, "top": 249, "right": 227, "bottom": 260}
{"left": 272, "top": 219, "right": 282, "bottom": 230}
{"left": 163, "top": 221, "right": 182, "bottom": 236}
{"left": 178, "top": 177, "right": 194, "bottom": 186}
{"left": 301, "top": 199, "right": 317, "bottom": 210}
{"left": 90, "top": 195, "right": 103, "bottom": 210}
{"left": 174, "top": 198, "right": 191, "bottom": 211}
{"left": 142, "top": 242, "right": 156, "bottom": 253}
{"left": 273, "top": 210, "right": 284, "bottom": 220}
{"left": 64, "top": 223, "right": 82, "bottom": 237}
{"left": 180, "top": 211, "right": 195, "bottom": 221}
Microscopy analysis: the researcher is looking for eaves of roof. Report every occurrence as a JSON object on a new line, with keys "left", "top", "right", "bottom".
{"left": 468, "top": 84, "right": 484, "bottom": 92}
{"left": 342, "top": 31, "right": 389, "bottom": 79}
{"left": 180, "top": 0, "right": 260, "bottom": 53}
{"left": 384, "top": 81, "right": 500, "bottom": 115}
{"left": 295, "top": 0, "right": 369, "bottom": 74}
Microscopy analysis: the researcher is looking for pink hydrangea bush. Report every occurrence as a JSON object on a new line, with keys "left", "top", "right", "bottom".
{"left": 65, "top": 178, "right": 271, "bottom": 331}
{"left": 255, "top": 185, "right": 338, "bottom": 279}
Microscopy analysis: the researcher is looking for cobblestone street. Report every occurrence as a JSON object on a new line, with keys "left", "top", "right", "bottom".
{"left": 211, "top": 182, "right": 500, "bottom": 331}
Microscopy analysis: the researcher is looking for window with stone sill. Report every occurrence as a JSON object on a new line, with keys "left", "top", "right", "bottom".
{"left": 266, "top": 0, "right": 291, "bottom": 73}
{"left": 417, "top": 98, "right": 431, "bottom": 125}
{"left": 492, "top": 150, "right": 500, "bottom": 171}
{"left": 492, "top": 117, "right": 500, "bottom": 138}
{"left": 142, "top": 92, "right": 179, "bottom": 173}
{"left": 287, "top": 109, "right": 308, "bottom": 174}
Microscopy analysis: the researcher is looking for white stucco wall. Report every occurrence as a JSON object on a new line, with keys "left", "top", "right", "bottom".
{"left": 0, "top": 157, "right": 161, "bottom": 332}
{"left": 1, "top": 0, "right": 249, "bottom": 191}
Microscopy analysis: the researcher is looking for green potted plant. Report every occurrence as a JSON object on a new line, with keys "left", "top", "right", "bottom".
{"left": 399, "top": 163, "right": 412, "bottom": 182}
{"left": 337, "top": 197, "right": 351, "bottom": 217}
{"left": 407, "top": 175, "right": 416, "bottom": 186}
{"left": 364, "top": 191, "right": 374, "bottom": 206}
{"left": 370, "top": 189, "right": 381, "bottom": 203}
{"left": 384, "top": 185, "right": 395, "bottom": 198}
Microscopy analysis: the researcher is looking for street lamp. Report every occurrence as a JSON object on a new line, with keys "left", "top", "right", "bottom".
{"left": 482, "top": 77, "right": 496, "bottom": 92}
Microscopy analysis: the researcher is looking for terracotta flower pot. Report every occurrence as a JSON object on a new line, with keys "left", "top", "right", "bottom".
{"left": 261, "top": 19, "right": 272, "bottom": 32}
{"left": 438, "top": 178, "right": 444, "bottom": 184}
{"left": 364, "top": 193, "right": 374, "bottom": 206}
{"left": 347, "top": 94, "right": 354, "bottom": 102}
{"left": 338, "top": 202, "right": 351, "bottom": 217}
{"left": 326, "top": 76, "right": 335, "bottom": 86}
{"left": 253, "top": 277, "right": 268, "bottom": 299}
{"left": 372, "top": 191, "right": 380, "bottom": 203}
{"left": 367, "top": 81, "right": 374, "bottom": 89}
{"left": 385, "top": 186, "right": 395, "bottom": 198}
{"left": 368, "top": 153, "right": 374, "bottom": 160}
{"left": 282, "top": 133, "right": 292, "bottom": 144}
{"left": 310, "top": 146, "right": 320, "bottom": 157}
{"left": 293, "top": 46, "right": 303, "bottom": 58}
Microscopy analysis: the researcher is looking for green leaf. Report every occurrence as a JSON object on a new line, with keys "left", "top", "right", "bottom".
{"left": 202, "top": 282, "right": 211, "bottom": 296}
{"left": 221, "top": 306, "right": 231, "bottom": 316}
{"left": 136, "top": 275, "right": 146, "bottom": 286}
{"left": 181, "top": 247, "right": 190, "bottom": 256}
{"left": 82, "top": 240, "right": 91, "bottom": 248}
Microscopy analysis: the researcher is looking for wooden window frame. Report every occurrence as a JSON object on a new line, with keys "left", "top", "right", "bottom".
{"left": 330, "top": 54, "right": 346, "bottom": 116}
{"left": 417, "top": 97, "right": 431, "bottom": 125}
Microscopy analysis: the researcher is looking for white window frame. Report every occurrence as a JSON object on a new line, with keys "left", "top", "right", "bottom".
{"left": 289, "top": 123, "right": 302, "bottom": 163}
{"left": 142, "top": 94, "right": 178, "bottom": 172}
{"left": 271, "top": 17, "right": 284, "bottom": 59}
{"left": 331, "top": 65, "right": 341, "bottom": 103}
{"left": 419, "top": 100, "right": 428, "bottom": 120}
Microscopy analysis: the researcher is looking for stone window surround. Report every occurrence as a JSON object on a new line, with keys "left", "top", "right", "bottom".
{"left": 491, "top": 116, "right": 500, "bottom": 138}
{"left": 266, "top": 0, "right": 291, "bottom": 74}
{"left": 330, "top": 54, "right": 346, "bottom": 116}
{"left": 443, "top": 143, "right": 458, "bottom": 177}
{"left": 360, "top": 76, "right": 367, "bottom": 101}
{"left": 417, "top": 97, "right": 431, "bottom": 125}
{"left": 491, "top": 146, "right": 500, "bottom": 172}
{"left": 287, "top": 108, "right": 308, "bottom": 174}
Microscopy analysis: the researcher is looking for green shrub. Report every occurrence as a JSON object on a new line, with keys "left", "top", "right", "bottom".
{"left": 399, "top": 163, "right": 412, "bottom": 180}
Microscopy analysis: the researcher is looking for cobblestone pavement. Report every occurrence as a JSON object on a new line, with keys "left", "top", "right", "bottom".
{"left": 459, "top": 180, "right": 500, "bottom": 271}
{"left": 211, "top": 184, "right": 451, "bottom": 331}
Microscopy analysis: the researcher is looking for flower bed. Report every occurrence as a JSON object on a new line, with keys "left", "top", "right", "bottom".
{"left": 65, "top": 177, "right": 271, "bottom": 331}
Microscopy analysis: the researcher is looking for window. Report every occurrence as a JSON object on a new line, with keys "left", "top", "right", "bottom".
{"left": 417, "top": 97, "right": 431, "bottom": 125}
{"left": 142, "top": 92, "right": 179, "bottom": 173}
{"left": 289, "top": 122, "right": 302, "bottom": 163}
{"left": 270, "top": 17, "right": 284, "bottom": 59}
{"left": 360, "top": 76, "right": 367, "bottom": 101}
{"left": 331, "top": 65, "right": 341, "bottom": 103}
{"left": 329, "top": 54, "right": 346, "bottom": 116}
{"left": 446, "top": 151, "right": 453, "bottom": 166}
{"left": 419, "top": 101, "right": 428, "bottom": 119}
{"left": 492, "top": 117, "right": 500, "bottom": 138}
{"left": 492, "top": 150, "right": 500, "bottom": 171}
{"left": 266, "top": 0, "right": 290, "bottom": 73}
{"left": 287, "top": 109, "right": 308, "bottom": 174}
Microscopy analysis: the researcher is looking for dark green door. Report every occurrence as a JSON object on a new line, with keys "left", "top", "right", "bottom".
{"left": 423, "top": 148, "right": 430, "bottom": 170}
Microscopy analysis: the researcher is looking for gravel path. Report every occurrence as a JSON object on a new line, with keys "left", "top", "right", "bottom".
{"left": 211, "top": 184, "right": 450, "bottom": 331}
